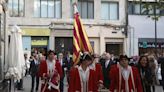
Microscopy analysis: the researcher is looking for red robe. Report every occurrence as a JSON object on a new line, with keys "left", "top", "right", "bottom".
{"left": 39, "top": 60, "right": 63, "bottom": 92}
{"left": 90, "top": 63, "right": 104, "bottom": 89}
{"left": 95, "top": 63, "right": 104, "bottom": 85}
{"left": 109, "top": 64, "right": 143, "bottom": 92}
{"left": 68, "top": 67, "right": 97, "bottom": 92}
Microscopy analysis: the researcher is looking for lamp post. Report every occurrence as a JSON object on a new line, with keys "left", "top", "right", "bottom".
{"left": 154, "top": 0, "right": 157, "bottom": 57}
{"left": 0, "top": 1, "right": 3, "bottom": 81}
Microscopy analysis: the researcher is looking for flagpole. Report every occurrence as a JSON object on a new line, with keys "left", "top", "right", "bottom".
{"left": 72, "top": 0, "right": 78, "bottom": 4}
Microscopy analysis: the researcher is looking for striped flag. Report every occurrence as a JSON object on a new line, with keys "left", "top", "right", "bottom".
{"left": 73, "top": 3, "right": 93, "bottom": 65}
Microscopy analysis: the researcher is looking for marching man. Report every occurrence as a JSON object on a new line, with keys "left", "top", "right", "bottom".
{"left": 90, "top": 54, "right": 104, "bottom": 90}
{"left": 39, "top": 50, "right": 63, "bottom": 92}
{"left": 68, "top": 53, "right": 97, "bottom": 92}
{"left": 109, "top": 55, "right": 143, "bottom": 92}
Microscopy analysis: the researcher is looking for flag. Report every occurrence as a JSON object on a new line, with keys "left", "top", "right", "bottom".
{"left": 73, "top": 3, "right": 93, "bottom": 65}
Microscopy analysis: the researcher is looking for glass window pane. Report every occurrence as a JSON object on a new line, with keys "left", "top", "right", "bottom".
{"left": 147, "top": 4, "right": 153, "bottom": 15}
{"left": 88, "top": 2, "right": 94, "bottom": 19}
{"left": 156, "top": 9, "right": 160, "bottom": 15}
{"left": 134, "top": 4, "right": 140, "bottom": 14}
{"left": 34, "top": 0, "right": 40, "bottom": 17}
{"left": 55, "top": 0, "right": 61, "bottom": 18}
{"left": 81, "top": 2, "right": 87, "bottom": 19}
{"left": 70, "top": 0, "right": 74, "bottom": 18}
{"left": 141, "top": 4, "right": 147, "bottom": 15}
{"left": 13, "top": 0, "right": 19, "bottom": 16}
{"left": 19, "top": 0, "right": 24, "bottom": 17}
{"left": 78, "top": 2, "right": 82, "bottom": 16}
{"left": 109, "top": 3, "right": 118, "bottom": 20}
{"left": 160, "top": 9, "right": 164, "bottom": 15}
{"left": 8, "top": 0, "right": 13, "bottom": 16}
{"left": 128, "top": 2, "right": 133, "bottom": 14}
{"left": 48, "top": 0, "right": 54, "bottom": 18}
{"left": 101, "top": 3, "right": 109, "bottom": 20}
{"left": 41, "top": 0, "right": 48, "bottom": 17}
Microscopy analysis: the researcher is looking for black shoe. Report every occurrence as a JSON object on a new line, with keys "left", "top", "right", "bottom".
{"left": 17, "top": 88, "right": 24, "bottom": 90}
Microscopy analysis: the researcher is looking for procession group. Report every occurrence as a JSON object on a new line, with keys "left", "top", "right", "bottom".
{"left": 22, "top": 50, "right": 164, "bottom": 92}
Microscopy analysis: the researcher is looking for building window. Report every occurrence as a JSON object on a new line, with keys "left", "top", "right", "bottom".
{"left": 160, "top": 9, "right": 164, "bottom": 15}
{"left": 34, "top": 0, "right": 61, "bottom": 18}
{"left": 128, "top": 1, "right": 163, "bottom": 15}
{"left": 101, "top": 2, "right": 119, "bottom": 20}
{"left": 134, "top": 3, "right": 140, "bottom": 14}
{"left": 8, "top": 0, "right": 25, "bottom": 17}
{"left": 78, "top": 0, "right": 94, "bottom": 19}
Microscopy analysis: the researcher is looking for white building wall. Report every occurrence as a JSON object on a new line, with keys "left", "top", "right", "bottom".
{"left": 129, "top": 15, "right": 164, "bottom": 56}
{"left": 7, "top": 0, "right": 126, "bottom": 55}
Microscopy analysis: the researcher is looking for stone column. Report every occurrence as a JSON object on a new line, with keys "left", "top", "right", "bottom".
{"left": 94, "top": 0, "right": 101, "bottom": 20}
{"left": 100, "top": 31, "right": 105, "bottom": 54}
{"left": 25, "top": 0, "right": 34, "bottom": 18}
{"left": 62, "top": 0, "right": 71, "bottom": 19}
{"left": 49, "top": 35, "right": 55, "bottom": 50}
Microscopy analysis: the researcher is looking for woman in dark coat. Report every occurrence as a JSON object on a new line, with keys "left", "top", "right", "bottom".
{"left": 137, "top": 56, "right": 152, "bottom": 92}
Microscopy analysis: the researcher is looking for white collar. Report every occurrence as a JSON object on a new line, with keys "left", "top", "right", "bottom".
{"left": 89, "top": 62, "right": 96, "bottom": 70}
{"left": 120, "top": 65, "right": 131, "bottom": 80}
{"left": 78, "top": 65, "right": 89, "bottom": 73}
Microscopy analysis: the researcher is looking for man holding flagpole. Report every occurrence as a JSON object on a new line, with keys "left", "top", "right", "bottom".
{"left": 72, "top": 1, "right": 93, "bottom": 66}
{"left": 68, "top": 1, "right": 98, "bottom": 92}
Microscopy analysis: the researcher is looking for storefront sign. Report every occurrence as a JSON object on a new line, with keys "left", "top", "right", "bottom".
{"left": 139, "top": 42, "right": 164, "bottom": 48}
{"left": 31, "top": 40, "right": 48, "bottom": 46}
{"left": 22, "top": 28, "right": 50, "bottom": 36}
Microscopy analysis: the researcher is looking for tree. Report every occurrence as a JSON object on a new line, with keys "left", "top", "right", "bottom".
{"left": 132, "top": 0, "right": 164, "bottom": 20}
{"left": 131, "top": 0, "right": 164, "bottom": 56}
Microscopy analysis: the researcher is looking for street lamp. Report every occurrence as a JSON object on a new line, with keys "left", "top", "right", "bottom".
{"left": 0, "top": 1, "right": 3, "bottom": 81}
{"left": 154, "top": 0, "right": 157, "bottom": 57}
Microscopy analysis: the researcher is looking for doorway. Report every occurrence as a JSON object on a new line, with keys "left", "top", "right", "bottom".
{"left": 55, "top": 37, "right": 73, "bottom": 55}
{"left": 106, "top": 43, "right": 123, "bottom": 56}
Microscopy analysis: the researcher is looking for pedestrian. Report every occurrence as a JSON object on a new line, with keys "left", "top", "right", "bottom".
{"left": 63, "top": 51, "right": 73, "bottom": 91}
{"left": 137, "top": 56, "right": 152, "bottom": 92}
{"left": 158, "top": 53, "right": 164, "bottom": 91}
{"left": 39, "top": 50, "right": 63, "bottom": 92}
{"left": 64, "top": 51, "right": 73, "bottom": 72}
{"left": 99, "top": 52, "right": 106, "bottom": 64}
{"left": 90, "top": 53, "right": 104, "bottom": 90}
{"left": 109, "top": 55, "right": 143, "bottom": 92}
{"left": 68, "top": 53, "right": 97, "bottom": 92}
{"left": 58, "top": 53, "right": 65, "bottom": 92}
{"left": 29, "top": 54, "right": 40, "bottom": 92}
{"left": 24, "top": 53, "right": 30, "bottom": 76}
{"left": 148, "top": 56, "right": 157, "bottom": 92}
{"left": 101, "top": 52, "right": 114, "bottom": 89}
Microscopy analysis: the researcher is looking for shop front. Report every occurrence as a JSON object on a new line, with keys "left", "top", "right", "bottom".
{"left": 138, "top": 38, "right": 164, "bottom": 56}
{"left": 22, "top": 28, "right": 50, "bottom": 56}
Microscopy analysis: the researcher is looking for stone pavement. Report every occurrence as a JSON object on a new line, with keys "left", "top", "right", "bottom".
{"left": 12, "top": 75, "right": 163, "bottom": 92}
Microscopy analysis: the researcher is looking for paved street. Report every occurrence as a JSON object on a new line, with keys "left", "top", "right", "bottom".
{"left": 14, "top": 75, "right": 40, "bottom": 92}
{"left": 10, "top": 75, "right": 163, "bottom": 92}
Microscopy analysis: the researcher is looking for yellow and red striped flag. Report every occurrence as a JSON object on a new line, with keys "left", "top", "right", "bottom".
{"left": 73, "top": 3, "right": 93, "bottom": 65}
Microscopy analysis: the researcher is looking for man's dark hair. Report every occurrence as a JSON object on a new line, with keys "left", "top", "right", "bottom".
{"left": 47, "top": 50, "right": 55, "bottom": 56}
{"left": 119, "top": 55, "right": 129, "bottom": 61}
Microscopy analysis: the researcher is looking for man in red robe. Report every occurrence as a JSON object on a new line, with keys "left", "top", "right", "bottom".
{"left": 39, "top": 50, "right": 63, "bottom": 92}
{"left": 109, "top": 55, "right": 143, "bottom": 92}
{"left": 68, "top": 53, "right": 97, "bottom": 92}
{"left": 90, "top": 54, "right": 104, "bottom": 90}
